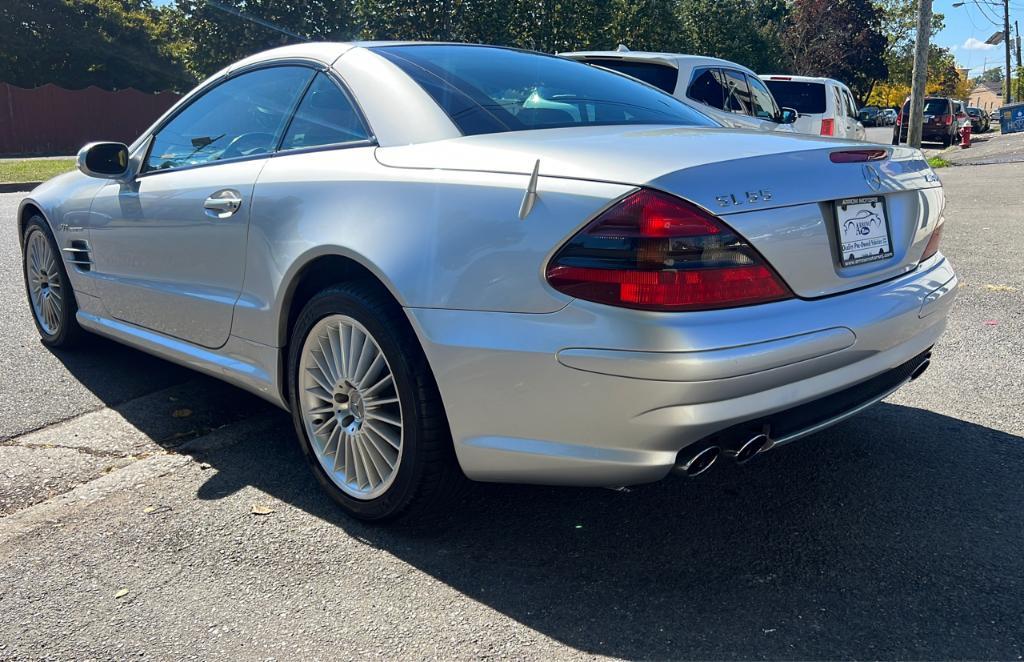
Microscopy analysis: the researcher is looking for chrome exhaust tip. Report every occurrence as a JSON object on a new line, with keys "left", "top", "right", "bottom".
{"left": 673, "top": 446, "right": 720, "bottom": 478}
{"left": 910, "top": 357, "right": 931, "bottom": 381}
{"left": 728, "top": 433, "right": 770, "bottom": 465}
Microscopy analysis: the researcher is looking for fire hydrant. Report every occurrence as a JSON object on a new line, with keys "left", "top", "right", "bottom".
{"left": 960, "top": 116, "right": 972, "bottom": 148}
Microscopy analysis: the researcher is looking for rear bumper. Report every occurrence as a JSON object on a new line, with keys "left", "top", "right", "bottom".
{"left": 407, "top": 256, "right": 957, "bottom": 487}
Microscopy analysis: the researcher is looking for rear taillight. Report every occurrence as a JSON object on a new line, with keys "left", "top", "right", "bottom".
{"left": 943, "top": 114, "right": 952, "bottom": 125}
{"left": 896, "top": 112, "right": 902, "bottom": 126}
{"left": 545, "top": 189, "right": 792, "bottom": 311}
{"left": 820, "top": 118, "right": 835, "bottom": 136}
{"left": 921, "top": 223, "right": 943, "bottom": 262}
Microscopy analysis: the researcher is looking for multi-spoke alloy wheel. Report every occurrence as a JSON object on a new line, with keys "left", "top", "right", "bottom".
{"left": 298, "top": 314, "right": 404, "bottom": 500}
{"left": 25, "top": 227, "right": 64, "bottom": 336}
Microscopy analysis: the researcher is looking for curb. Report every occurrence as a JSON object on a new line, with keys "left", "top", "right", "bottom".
{"left": 0, "top": 182, "right": 40, "bottom": 194}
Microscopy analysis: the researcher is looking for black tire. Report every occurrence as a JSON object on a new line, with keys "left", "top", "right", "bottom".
{"left": 941, "top": 133, "right": 952, "bottom": 148}
{"left": 287, "top": 282, "right": 464, "bottom": 521}
{"left": 21, "top": 215, "right": 84, "bottom": 348}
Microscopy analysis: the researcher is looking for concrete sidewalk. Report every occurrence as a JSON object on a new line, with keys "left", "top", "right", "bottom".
{"left": 936, "top": 130, "right": 1024, "bottom": 166}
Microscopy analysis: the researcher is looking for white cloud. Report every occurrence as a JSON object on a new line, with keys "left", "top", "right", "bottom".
{"left": 962, "top": 37, "right": 996, "bottom": 50}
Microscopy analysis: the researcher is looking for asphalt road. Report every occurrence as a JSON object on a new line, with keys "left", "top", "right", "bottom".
{"left": 1, "top": 162, "right": 1023, "bottom": 660}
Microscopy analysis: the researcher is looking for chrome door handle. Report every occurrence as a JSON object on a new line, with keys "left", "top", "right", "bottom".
{"left": 203, "top": 190, "right": 243, "bottom": 218}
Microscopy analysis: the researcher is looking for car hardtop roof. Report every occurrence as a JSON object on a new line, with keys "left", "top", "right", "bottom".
{"left": 760, "top": 74, "right": 849, "bottom": 86}
{"left": 228, "top": 41, "right": 565, "bottom": 72}
{"left": 560, "top": 50, "right": 758, "bottom": 76}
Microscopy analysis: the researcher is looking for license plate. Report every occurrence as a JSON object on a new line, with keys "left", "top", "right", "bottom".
{"left": 833, "top": 196, "right": 893, "bottom": 267}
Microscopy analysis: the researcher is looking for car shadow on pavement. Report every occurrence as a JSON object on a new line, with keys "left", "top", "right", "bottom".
{"left": 183, "top": 398, "right": 1023, "bottom": 660}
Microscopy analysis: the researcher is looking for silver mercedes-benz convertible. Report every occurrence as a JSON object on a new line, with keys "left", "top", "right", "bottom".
{"left": 19, "top": 43, "right": 957, "bottom": 520}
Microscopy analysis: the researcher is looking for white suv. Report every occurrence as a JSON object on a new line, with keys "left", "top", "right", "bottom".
{"left": 760, "top": 75, "right": 866, "bottom": 140}
{"left": 561, "top": 50, "right": 798, "bottom": 132}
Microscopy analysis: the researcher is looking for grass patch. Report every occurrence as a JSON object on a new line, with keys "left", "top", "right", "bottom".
{"left": 927, "top": 156, "right": 952, "bottom": 169}
{"left": 0, "top": 158, "right": 76, "bottom": 184}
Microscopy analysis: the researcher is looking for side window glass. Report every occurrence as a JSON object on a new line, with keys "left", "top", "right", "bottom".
{"left": 844, "top": 90, "right": 858, "bottom": 119}
{"left": 280, "top": 73, "right": 371, "bottom": 151}
{"left": 746, "top": 75, "right": 779, "bottom": 121}
{"left": 723, "top": 69, "right": 752, "bottom": 115}
{"left": 832, "top": 86, "right": 843, "bottom": 118}
{"left": 146, "top": 66, "right": 314, "bottom": 172}
{"left": 687, "top": 68, "right": 726, "bottom": 110}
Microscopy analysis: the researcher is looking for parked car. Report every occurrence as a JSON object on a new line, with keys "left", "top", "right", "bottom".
{"left": 966, "top": 107, "right": 990, "bottom": 133}
{"left": 892, "top": 97, "right": 963, "bottom": 146}
{"left": 560, "top": 50, "right": 799, "bottom": 132}
{"left": 882, "top": 108, "right": 898, "bottom": 125}
{"left": 858, "top": 106, "right": 885, "bottom": 127}
{"left": 761, "top": 75, "right": 867, "bottom": 140}
{"left": 990, "top": 109, "right": 1001, "bottom": 122}
{"left": 19, "top": 43, "right": 955, "bottom": 521}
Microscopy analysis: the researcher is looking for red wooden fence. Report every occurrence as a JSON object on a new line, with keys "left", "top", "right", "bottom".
{"left": 0, "top": 83, "right": 181, "bottom": 156}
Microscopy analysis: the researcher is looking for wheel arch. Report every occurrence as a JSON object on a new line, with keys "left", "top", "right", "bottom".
{"left": 276, "top": 251, "right": 414, "bottom": 405}
{"left": 18, "top": 200, "right": 48, "bottom": 238}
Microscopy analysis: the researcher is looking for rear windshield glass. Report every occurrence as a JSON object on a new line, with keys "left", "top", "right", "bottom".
{"left": 902, "top": 99, "right": 950, "bottom": 114}
{"left": 373, "top": 45, "right": 716, "bottom": 136}
{"left": 575, "top": 58, "right": 679, "bottom": 94}
{"left": 762, "top": 80, "right": 826, "bottom": 114}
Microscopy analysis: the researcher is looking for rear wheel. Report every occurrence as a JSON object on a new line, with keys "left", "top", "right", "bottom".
{"left": 287, "top": 283, "right": 463, "bottom": 521}
{"left": 21, "top": 216, "right": 83, "bottom": 348}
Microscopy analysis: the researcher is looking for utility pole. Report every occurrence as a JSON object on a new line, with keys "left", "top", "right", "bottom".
{"left": 1003, "top": 0, "right": 1013, "bottom": 103}
{"left": 907, "top": 0, "right": 933, "bottom": 148}
{"left": 1017, "top": 21, "right": 1022, "bottom": 100}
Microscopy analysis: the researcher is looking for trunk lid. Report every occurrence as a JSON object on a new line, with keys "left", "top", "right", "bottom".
{"left": 376, "top": 125, "right": 943, "bottom": 298}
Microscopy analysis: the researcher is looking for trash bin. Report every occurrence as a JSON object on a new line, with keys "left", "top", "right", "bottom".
{"left": 998, "top": 102, "right": 1024, "bottom": 134}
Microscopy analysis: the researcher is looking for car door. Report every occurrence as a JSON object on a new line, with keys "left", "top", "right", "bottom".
{"left": 88, "top": 65, "right": 316, "bottom": 349}
{"left": 745, "top": 74, "right": 793, "bottom": 132}
{"left": 720, "top": 68, "right": 762, "bottom": 130}
{"left": 840, "top": 86, "right": 865, "bottom": 139}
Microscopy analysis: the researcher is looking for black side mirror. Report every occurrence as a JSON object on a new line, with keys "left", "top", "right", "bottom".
{"left": 779, "top": 107, "right": 799, "bottom": 124}
{"left": 77, "top": 142, "right": 131, "bottom": 179}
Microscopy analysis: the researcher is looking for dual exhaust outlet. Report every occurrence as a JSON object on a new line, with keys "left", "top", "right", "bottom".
{"left": 673, "top": 433, "right": 770, "bottom": 478}
{"left": 674, "top": 354, "right": 932, "bottom": 479}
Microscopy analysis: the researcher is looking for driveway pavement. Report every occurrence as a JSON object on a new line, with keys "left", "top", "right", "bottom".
{"left": 1, "top": 163, "right": 1023, "bottom": 659}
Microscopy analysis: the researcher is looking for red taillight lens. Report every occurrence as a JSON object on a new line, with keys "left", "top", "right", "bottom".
{"left": 829, "top": 149, "right": 887, "bottom": 163}
{"left": 943, "top": 114, "right": 952, "bottom": 125}
{"left": 820, "top": 118, "right": 835, "bottom": 136}
{"left": 921, "top": 223, "right": 943, "bottom": 262}
{"left": 545, "top": 189, "right": 792, "bottom": 311}
{"left": 896, "top": 112, "right": 902, "bottom": 126}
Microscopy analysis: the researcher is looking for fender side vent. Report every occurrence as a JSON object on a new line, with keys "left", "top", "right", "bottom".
{"left": 62, "top": 240, "right": 93, "bottom": 272}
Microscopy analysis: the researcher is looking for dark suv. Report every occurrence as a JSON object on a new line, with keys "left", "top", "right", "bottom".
{"left": 893, "top": 97, "right": 964, "bottom": 146}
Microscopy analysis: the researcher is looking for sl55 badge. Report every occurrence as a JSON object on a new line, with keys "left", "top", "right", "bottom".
{"left": 715, "top": 189, "right": 773, "bottom": 207}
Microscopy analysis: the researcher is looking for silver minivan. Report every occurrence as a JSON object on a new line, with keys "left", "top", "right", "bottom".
{"left": 562, "top": 50, "right": 798, "bottom": 132}
{"left": 761, "top": 75, "right": 866, "bottom": 140}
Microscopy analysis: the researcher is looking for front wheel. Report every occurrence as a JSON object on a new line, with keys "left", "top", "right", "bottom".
{"left": 287, "top": 283, "right": 463, "bottom": 521}
{"left": 22, "top": 216, "right": 83, "bottom": 348}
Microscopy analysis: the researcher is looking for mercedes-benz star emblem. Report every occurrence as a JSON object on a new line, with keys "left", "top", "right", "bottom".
{"left": 862, "top": 164, "right": 883, "bottom": 191}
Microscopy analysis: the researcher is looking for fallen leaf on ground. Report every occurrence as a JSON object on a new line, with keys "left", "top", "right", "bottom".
{"left": 984, "top": 320, "right": 999, "bottom": 326}
{"left": 114, "top": 589, "right": 129, "bottom": 599}
{"left": 251, "top": 504, "right": 274, "bottom": 516}
{"left": 171, "top": 408, "right": 193, "bottom": 418}
{"left": 143, "top": 506, "right": 156, "bottom": 513}
{"left": 983, "top": 284, "right": 1017, "bottom": 292}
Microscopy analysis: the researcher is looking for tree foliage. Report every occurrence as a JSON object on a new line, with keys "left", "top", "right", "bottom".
{"left": 782, "top": 0, "right": 888, "bottom": 102}
{"left": 4, "top": 0, "right": 915, "bottom": 102}
{"left": 0, "top": 0, "right": 193, "bottom": 91}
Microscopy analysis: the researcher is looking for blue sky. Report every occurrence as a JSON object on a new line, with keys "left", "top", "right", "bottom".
{"left": 936, "top": 0, "right": 1023, "bottom": 76}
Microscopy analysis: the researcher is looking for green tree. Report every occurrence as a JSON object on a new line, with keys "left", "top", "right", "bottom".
{"left": 0, "top": 0, "right": 193, "bottom": 91}
{"left": 782, "top": 0, "right": 888, "bottom": 102}
{"left": 676, "top": 0, "right": 788, "bottom": 73}
{"left": 173, "top": 0, "right": 354, "bottom": 78}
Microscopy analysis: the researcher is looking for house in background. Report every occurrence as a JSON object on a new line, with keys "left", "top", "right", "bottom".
{"left": 969, "top": 81, "right": 1003, "bottom": 112}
